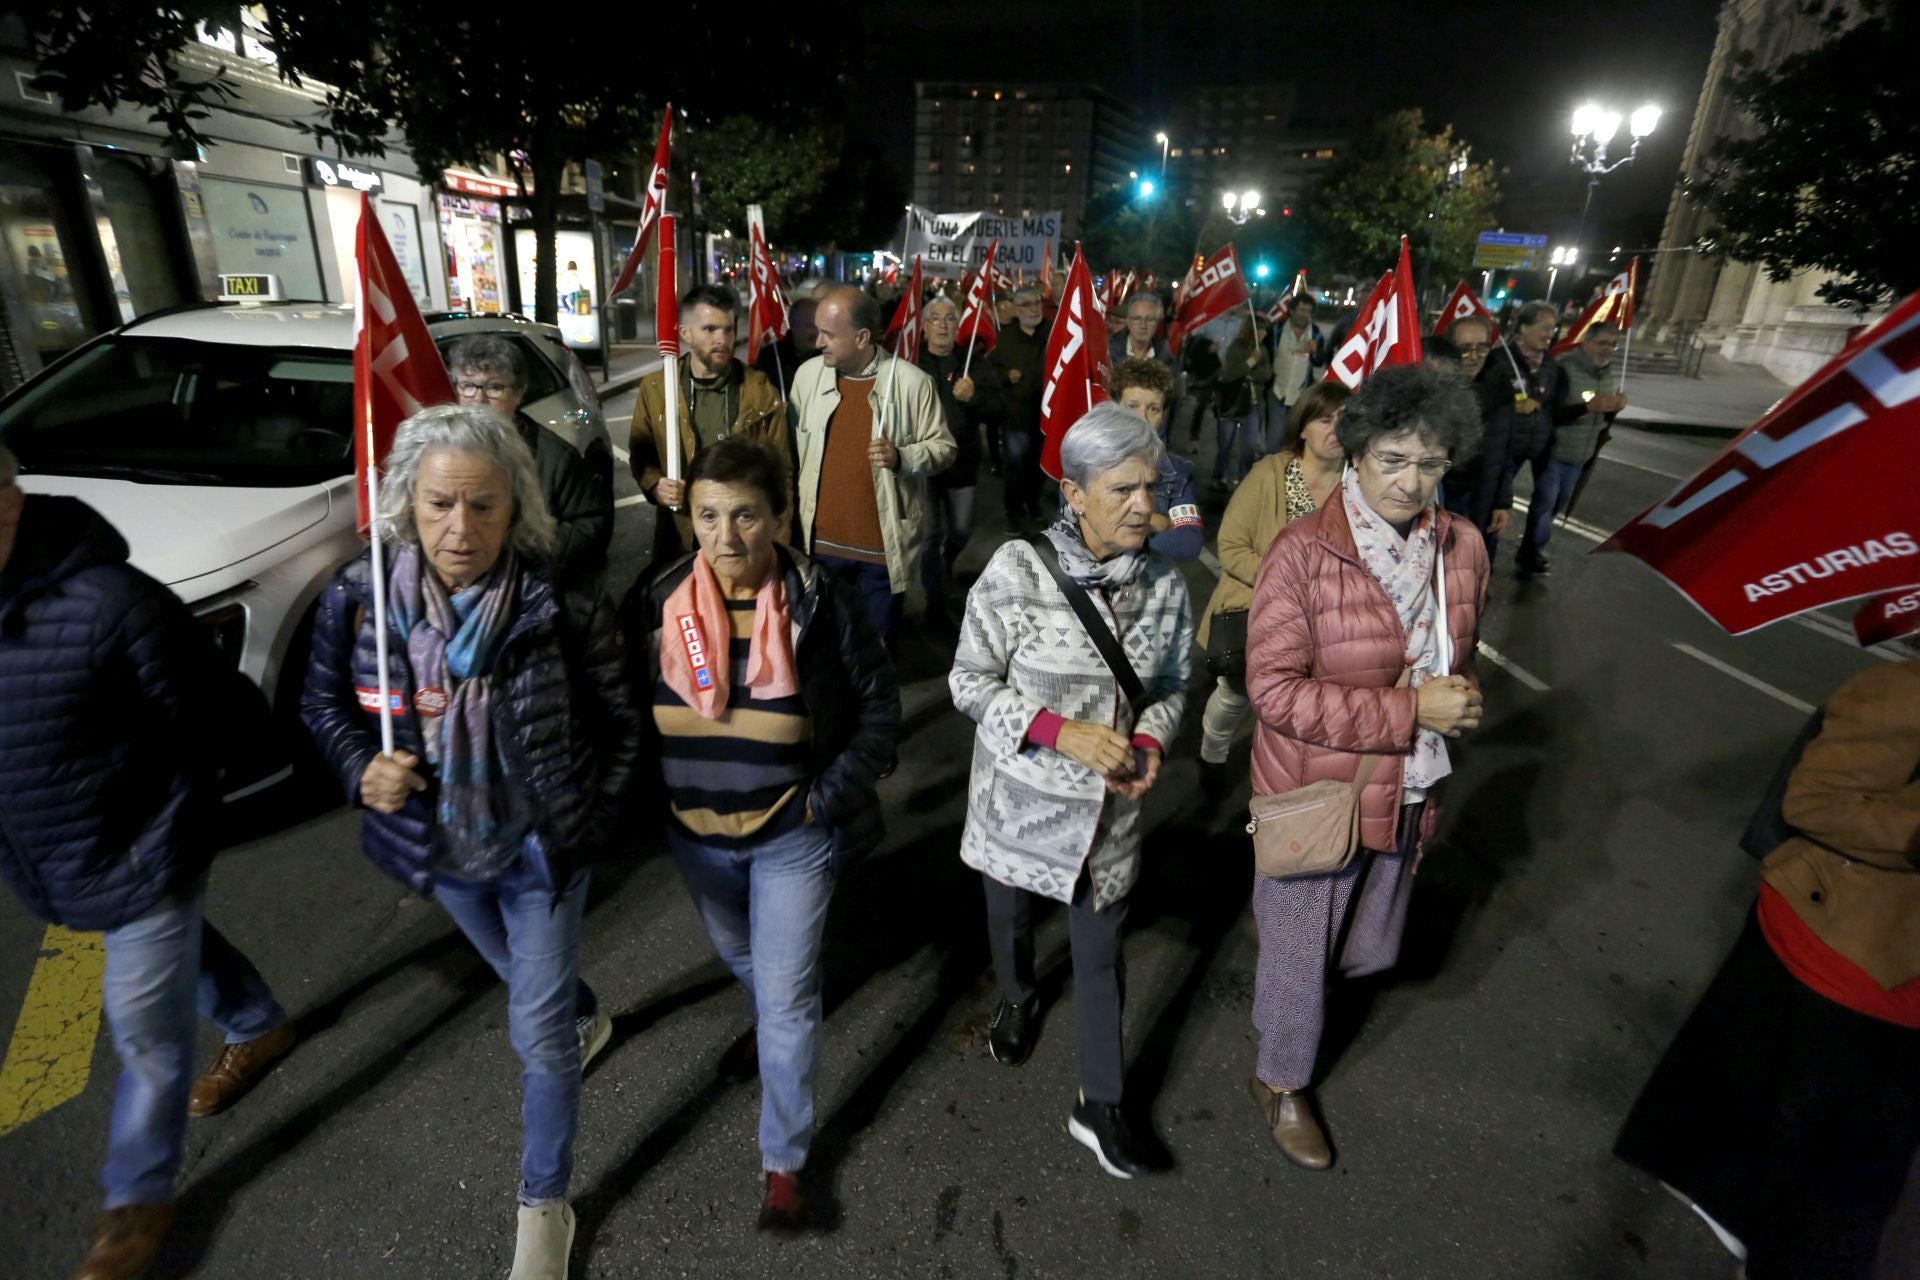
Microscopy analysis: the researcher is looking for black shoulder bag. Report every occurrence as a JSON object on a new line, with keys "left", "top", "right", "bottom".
{"left": 1026, "top": 535, "right": 1146, "bottom": 718}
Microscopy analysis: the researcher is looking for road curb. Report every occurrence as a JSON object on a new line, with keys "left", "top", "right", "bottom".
{"left": 1617, "top": 418, "right": 1745, "bottom": 440}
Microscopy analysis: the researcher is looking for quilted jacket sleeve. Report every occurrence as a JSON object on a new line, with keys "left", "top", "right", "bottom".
{"left": 950, "top": 542, "right": 1046, "bottom": 755}
{"left": 300, "top": 567, "right": 380, "bottom": 804}
{"left": 1133, "top": 568, "right": 1193, "bottom": 752}
{"left": 1246, "top": 530, "right": 1418, "bottom": 754}
{"left": 540, "top": 431, "right": 614, "bottom": 576}
{"left": 571, "top": 592, "right": 642, "bottom": 852}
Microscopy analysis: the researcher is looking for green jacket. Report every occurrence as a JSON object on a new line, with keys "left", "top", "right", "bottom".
{"left": 1551, "top": 350, "right": 1614, "bottom": 465}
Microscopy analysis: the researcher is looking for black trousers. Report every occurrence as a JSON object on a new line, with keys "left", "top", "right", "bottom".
{"left": 982, "top": 869, "right": 1127, "bottom": 1104}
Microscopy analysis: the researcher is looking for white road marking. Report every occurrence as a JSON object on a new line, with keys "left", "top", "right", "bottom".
{"left": 1475, "top": 642, "right": 1550, "bottom": 691}
{"left": 1598, "top": 453, "right": 1690, "bottom": 481}
{"left": 1507, "top": 496, "right": 1613, "bottom": 545}
{"left": 612, "top": 444, "right": 630, "bottom": 464}
{"left": 614, "top": 494, "right": 648, "bottom": 509}
{"left": 1671, "top": 643, "right": 1816, "bottom": 714}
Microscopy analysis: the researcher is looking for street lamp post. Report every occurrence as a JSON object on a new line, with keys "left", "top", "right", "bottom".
{"left": 1155, "top": 131, "right": 1170, "bottom": 178}
{"left": 1546, "top": 244, "right": 1580, "bottom": 303}
{"left": 1221, "top": 189, "right": 1264, "bottom": 227}
{"left": 1568, "top": 102, "right": 1659, "bottom": 273}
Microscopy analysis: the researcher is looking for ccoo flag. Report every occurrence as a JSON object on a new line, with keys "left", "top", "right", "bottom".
{"left": 1326, "top": 237, "right": 1423, "bottom": 388}
{"left": 353, "top": 191, "right": 454, "bottom": 532}
{"left": 1167, "top": 244, "right": 1250, "bottom": 356}
{"left": 884, "top": 255, "right": 925, "bottom": 361}
{"left": 1434, "top": 280, "right": 1500, "bottom": 340}
{"left": 1039, "top": 242, "right": 1112, "bottom": 479}
{"left": 745, "top": 209, "right": 788, "bottom": 366}
{"left": 610, "top": 106, "right": 673, "bottom": 298}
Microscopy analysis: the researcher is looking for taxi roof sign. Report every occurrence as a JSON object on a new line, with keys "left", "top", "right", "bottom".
{"left": 218, "top": 273, "right": 283, "bottom": 302}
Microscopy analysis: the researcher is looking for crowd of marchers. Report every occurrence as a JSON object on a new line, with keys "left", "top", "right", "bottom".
{"left": 1, "top": 271, "right": 1914, "bottom": 1280}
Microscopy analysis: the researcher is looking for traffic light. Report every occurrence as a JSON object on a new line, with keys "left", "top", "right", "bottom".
{"left": 1281, "top": 207, "right": 1292, "bottom": 216}
{"left": 1507, "top": 277, "right": 1518, "bottom": 289}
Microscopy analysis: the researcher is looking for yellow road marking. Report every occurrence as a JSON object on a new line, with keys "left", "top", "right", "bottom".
{"left": 0, "top": 924, "right": 105, "bottom": 1136}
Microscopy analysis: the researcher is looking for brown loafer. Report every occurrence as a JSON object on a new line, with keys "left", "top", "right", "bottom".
{"left": 1248, "top": 1076, "right": 1332, "bottom": 1170}
{"left": 188, "top": 1023, "right": 296, "bottom": 1117}
{"left": 73, "top": 1202, "right": 174, "bottom": 1280}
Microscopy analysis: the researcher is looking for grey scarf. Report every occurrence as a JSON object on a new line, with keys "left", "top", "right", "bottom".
{"left": 1044, "top": 513, "right": 1146, "bottom": 590}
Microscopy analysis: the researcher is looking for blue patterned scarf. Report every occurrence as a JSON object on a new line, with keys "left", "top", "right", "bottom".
{"left": 388, "top": 543, "right": 530, "bottom": 880}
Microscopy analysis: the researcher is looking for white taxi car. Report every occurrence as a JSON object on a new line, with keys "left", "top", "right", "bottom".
{"left": 0, "top": 301, "right": 611, "bottom": 797}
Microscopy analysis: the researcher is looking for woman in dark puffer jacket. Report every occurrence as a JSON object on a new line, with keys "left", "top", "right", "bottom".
{"left": 302, "top": 404, "right": 639, "bottom": 1280}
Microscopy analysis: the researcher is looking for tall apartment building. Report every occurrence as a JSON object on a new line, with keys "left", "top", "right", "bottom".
{"left": 911, "top": 82, "right": 1150, "bottom": 240}
{"left": 1162, "top": 84, "right": 1345, "bottom": 216}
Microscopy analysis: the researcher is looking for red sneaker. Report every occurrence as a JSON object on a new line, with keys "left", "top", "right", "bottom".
{"left": 756, "top": 1171, "right": 808, "bottom": 1233}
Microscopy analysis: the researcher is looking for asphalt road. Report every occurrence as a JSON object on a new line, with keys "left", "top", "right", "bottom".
{"left": 0, "top": 395, "right": 1888, "bottom": 1279}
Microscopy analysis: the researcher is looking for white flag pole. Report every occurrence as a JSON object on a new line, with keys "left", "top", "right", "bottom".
{"left": 772, "top": 342, "right": 787, "bottom": 402}
{"left": 364, "top": 413, "right": 395, "bottom": 757}
{"left": 1616, "top": 322, "right": 1634, "bottom": 395}
{"left": 878, "top": 342, "right": 899, "bottom": 442}
{"left": 962, "top": 335, "right": 977, "bottom": 380}
{"left": 663, "top": 355, "right": 683, "bottom": 481}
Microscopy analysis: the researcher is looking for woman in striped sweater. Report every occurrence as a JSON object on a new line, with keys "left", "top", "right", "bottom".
{"left": 623, "top": 437, "right": 898, "bottom": 1234}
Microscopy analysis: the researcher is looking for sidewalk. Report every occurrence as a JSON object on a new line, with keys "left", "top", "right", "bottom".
{"left": 598, "top": 342, "right": 663, "bottom": 398}
{"left": 1616, "top": 354, "right": 1792, "bottom": 436}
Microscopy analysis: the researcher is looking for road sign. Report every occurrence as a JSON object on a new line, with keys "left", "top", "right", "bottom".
{"left": 584, "top": 159, "right": 605, "bottom": 213}
{"left": 1473, "top": 230, "right": 1548, "bottom": 270}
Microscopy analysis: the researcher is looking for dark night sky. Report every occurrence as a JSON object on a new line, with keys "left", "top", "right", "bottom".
{"left": 859, "top": 0, "right": 1724, "bottom": 252}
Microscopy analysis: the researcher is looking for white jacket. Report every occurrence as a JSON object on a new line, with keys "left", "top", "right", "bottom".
{"left": 790, "top": 349, "right": 956, "bottom": 594}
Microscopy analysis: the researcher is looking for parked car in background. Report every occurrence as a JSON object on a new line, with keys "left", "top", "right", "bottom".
{"left": 0, "top": 301, "right": 610, "bottom": 799}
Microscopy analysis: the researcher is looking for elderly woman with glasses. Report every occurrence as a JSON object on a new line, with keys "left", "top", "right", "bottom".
{"left": 951, "top": 404, "right": 1193, "bottom": 1181}
{"left": 301, "top": 405, "right": 640, "bottom": 1279}
{"left": 446, "top": 335, "right": 614, "bottom": 588}
{"left": 1243, "top": 363, "right": 1489, "bottom": 1173}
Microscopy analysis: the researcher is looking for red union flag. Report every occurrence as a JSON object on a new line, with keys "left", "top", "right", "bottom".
{"left": 655, "top": 214, "right": 680, "bottom": 358}
{"left": 1855, "top": 585, "right": 1920, "bottom": 646}
{"left": 1326, "top": 237, "right": 1423, "bottom": 388}
{"left": 1040, "top": 239, "right": 1055, "bottom": 303}
{"left": 1434, "top": 280, "right": 1500, "bottom": 340}
{"left": 957, "top": 239, "right": 999, "bottom": 354}
{"left": 1553, "top": 258, "right": 1638, "bottom": 356}
{"left": 884, "top": 255, "right": 924, "bottom": 361}
{"left": 1167, "top": 244, "right": 1250, "bottom": 355}
{"left": 1040, "top": 244, "right": 1111, "bottom": 479}
{"left": 1265, "top": 269, "right": 1309, "bottom": 321}
{"left": 745, "top": 210, "right": 787, "bottom": 366}
{"left": 610, "top": 106, "right": 673, "bottom": 298}
{"left": 882, "top": 257, "right": 900, "bottom": 288}
{"left": 354, "top": 192, "right": 453, "bottom": 531}
{"left": 1600, "top": 288, "right": 1920, "bottom": 638}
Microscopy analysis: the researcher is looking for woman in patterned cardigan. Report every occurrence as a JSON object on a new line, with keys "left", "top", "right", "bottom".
{"left": 949, "top": 404, "right": 1194, "bottom": 1181}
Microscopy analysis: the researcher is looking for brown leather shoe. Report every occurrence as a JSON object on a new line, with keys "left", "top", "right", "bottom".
{"left": 1248, "top": 1076, "right": 1333, "bottom": 1170}
{"left": 188, "top": 1023, "right": 296, "bottom": 1117}
{"left": 73, "top": 1203, "right": 174, "bottom": 1280}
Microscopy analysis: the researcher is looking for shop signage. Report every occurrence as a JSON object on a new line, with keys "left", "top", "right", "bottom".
{"left": 443, "top": 169, "right": 519, "bottom": 199}
{"left": 219, "top": 273, "right": 283, "bottom": 301}
{"left": 308, "top": 158, "right": 385, "bottom": 194}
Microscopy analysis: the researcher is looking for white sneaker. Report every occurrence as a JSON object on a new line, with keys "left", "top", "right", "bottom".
{"left": 577, "top": 1009, "right": 612, "bottom": 1072}
{"left": 509, "top": 1201, "right": 575, "bottom": 1280}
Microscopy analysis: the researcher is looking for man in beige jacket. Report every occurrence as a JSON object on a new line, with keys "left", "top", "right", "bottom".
{"left": 788, "top": 286, "right": 955, "bottom": 643}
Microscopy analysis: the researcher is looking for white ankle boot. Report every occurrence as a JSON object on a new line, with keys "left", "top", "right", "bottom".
{"left": 509, "top": 1201, "right": 575, "bottom": 1280}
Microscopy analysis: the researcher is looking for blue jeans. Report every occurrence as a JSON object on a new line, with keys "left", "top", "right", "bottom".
{"left": 1522, "top": 457, "right": 1585, "bottom": 564}
{"left": 434, "top": 861, "right": 590, "bottom": 1203}
{"left": 1002, "top": 426, "right": 1042, "bottom": 520}
{"left": 1213, "top": 410, "right": 1264, "bottom": 482}
{"left": 100, "top": 879, "right": 286, "bottom": 1208}
{"left": 817, "top": 552, "right": 899, "bottom": 643}
{"left": 921, "top": 485, "right": 975, "bottom": 602}
{"left": 670, "top": 821, "right": 836, "bottom": 1173}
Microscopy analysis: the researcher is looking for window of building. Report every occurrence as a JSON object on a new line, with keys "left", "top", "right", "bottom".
{"left": 0, "top": 143, "right": 100, "bottom": 368}
{"left": 1315, "top": 148, "right": 1336, "bottom": 158}
{"left": 198, "top": 176, "right": 326, "bottom": 301}
{"left": 89, "top": 154, "right": 184, "bottom": 323}
{"left": 927, "top": 162, "right": 941, "bottom": 174}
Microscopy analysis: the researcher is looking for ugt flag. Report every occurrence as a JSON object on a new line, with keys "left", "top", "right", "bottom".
{"left": 1167, "top": 244, "right": 1250, "bottom": 355}
{"left": 1553, "top": 258, "right": 1638, "bottom": 357}
{"left": 1600, "top": 287, "right": 1920, "bottom": 637}
{"left": 1039, "top": 243, "right": 1111, "bottom": 479}
{"left": 957, "top": 239, "right": 999, "bottom": 354}
{"left": 354, "top": 191, "right": 453, "bottom": 531}
{"left": 1326, "top": 237, "right": 1422, "bottom": 388}
{"left": 884, "top": 255, "right": 925, "bottom": 361}
{"left": 1434, "top": 280, "right": 1500, "bottom": 340}
{"left": 609, "top": 105, "right": 673, "bottom": 298}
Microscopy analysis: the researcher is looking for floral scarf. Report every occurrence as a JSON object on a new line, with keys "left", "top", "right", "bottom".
{"left": 1044, "top": 512, "right": 1147, "bottom": 590}
{"left": 388, "top": 544, "right": 531, "bottom": 881}
{"left": 1340, "top": 467, "right": 1451, "bottom": 801}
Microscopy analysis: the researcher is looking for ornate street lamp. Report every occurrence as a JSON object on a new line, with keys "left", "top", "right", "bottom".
{"left": 1221, "top": 190, "right": 1264, "bottom": 226}
{"left": 1568, "top": 101, "right": 1659, "bottom": 260}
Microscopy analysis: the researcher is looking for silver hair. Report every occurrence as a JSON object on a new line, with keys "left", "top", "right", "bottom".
{"left": 1060, "top": 403, "right": 1166, "bottom": 490}
{"left": 1009, "top": 285, "right": 1042, "bottom": 304}
{"left": 923, "top": 294, "right": 960, "bottom": 318}
{"left": 1124, "top": 292, "right": 1164, "bottom": 318}
{"left": 375, "top": 404, "right": 557, "bottom": 557}
{"left": 445, "top": 334, "right": 528, "bottom": 391}
{"left": 0, "top": 440, "right": 17, "bottom": 487}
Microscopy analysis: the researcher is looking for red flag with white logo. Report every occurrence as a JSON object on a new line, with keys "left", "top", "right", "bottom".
{"left": 882, "top": 257, "right": 899, "bottom": 288}
{"left": 1264, "top": 269, "right": 1310, "bottom": 322}
{"left": 884, "top": 255, "right": 924, "bottom": 361}
{"left": 745, "top": 210, "right": 788, "bottom": 367}
{"left": 1040, "top": 239, "right": 1055, "bottom": 303}
{"left": 1552, "top": 258, "right": 1638, "bottom": 357}
{"left": 1325, "top": 237, "right": 1423, "bottom": 388}
{"left": 1039, "top": 243, "right": 1111, "bottom": 479}
{"left": 1167, "top": 244, "right": 1251, "bottom": 356}
{"left": 1434, "top": 280, "right": 1500, "bottom": 340}
{"left": 354, "top": 192, "right": 454, "bottom": 532}
{"left": 1600, "top": 287, "right": 1920, "bottom": 638}
{"left": 610, "top": 106, "right": 673, "bottom": 298}
{"left": 957, "top": 240, "right": 999, "bottom": 356}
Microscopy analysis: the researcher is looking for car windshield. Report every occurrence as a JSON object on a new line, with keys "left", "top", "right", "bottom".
{"left": 0, "top": 337, "right": 357, "bottom": 487}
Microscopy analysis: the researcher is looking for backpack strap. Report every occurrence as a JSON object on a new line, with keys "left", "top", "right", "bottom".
{"left": 1025, "top": 535, "right": 1146, "bottom": 717}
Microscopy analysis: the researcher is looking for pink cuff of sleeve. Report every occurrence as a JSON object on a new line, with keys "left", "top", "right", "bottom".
{"left": 1131, "top": 734, "right": 1163, "bottom": 754}
{"left": 1026, "top": 710, "right": 1066, "bottom": 750}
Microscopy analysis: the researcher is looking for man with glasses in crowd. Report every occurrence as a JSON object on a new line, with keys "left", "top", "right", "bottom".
{"left": 1445, "top": 301, "right": 1564, "bottom": 568}
{"left": 448, "top": 335, "right": 614, "bottom": 588}
{"left": 1525, "top": 321, "right": 1627, "bottom": 574}
{"left": 990, "top": 286, "right": 1051, "bottom": 531}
